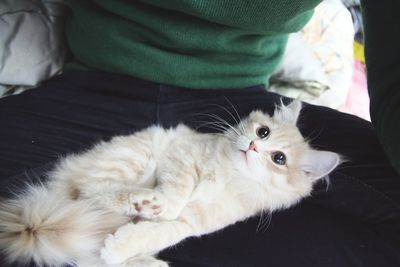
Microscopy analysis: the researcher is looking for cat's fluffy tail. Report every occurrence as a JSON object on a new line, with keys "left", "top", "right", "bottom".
{"left": 0, "top": 185, "right": 129, "bottom": 266}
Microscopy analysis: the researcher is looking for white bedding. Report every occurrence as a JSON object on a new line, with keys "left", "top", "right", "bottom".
{"left": 0, "top": 0, "right": 70, "bottom": 87}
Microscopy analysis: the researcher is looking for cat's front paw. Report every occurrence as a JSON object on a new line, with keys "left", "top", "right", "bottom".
{"left": 128, "top": 190, "right": 164, "bottom": 219}
{"left": 101, "top": 233, "right": 130, "bottom": 265}
{"left": 101, "top": 223, "right": 140, "bottom": 265}
{"left": 101, "top": 222, "right": 158, "bottom": 264}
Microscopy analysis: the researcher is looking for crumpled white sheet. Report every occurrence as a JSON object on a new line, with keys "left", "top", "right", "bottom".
{"left": 0, "top": 0, "right": 70, "bottom": 87}
{"left": 270, "top": 0, "right": 354, "bottom": 109}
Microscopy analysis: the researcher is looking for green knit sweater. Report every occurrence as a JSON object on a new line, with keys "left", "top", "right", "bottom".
{"left": 66, "top": 0, "right": 319, "bottom": 89}
{"left": 66, "top": 0, "right": 400, "bottom": 174}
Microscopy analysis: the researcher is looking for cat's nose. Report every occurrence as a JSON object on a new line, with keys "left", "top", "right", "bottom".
{"left": 248, "top": 141, "right": 258, "bottom": 152}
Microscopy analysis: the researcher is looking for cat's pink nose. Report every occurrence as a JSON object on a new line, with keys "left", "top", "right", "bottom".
{"left": 248, "top": 141, "right": 258, "bottom": 152}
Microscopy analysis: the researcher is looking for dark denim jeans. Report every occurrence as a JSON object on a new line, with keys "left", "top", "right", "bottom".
{"left": 1, "top": 71, "right": 399, "bottom": 267}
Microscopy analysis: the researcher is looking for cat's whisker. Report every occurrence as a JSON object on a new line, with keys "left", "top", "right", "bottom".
{"left": 189, "top": 112, "right": 242, "bottom": 141}
{"left": 222, "top": 97, "right": 246, "bottom": 135}
{"left": 199, "top": 124, "right": 238, "bottom": 143}
{"left": 194, "top": 113, "right": 241, "bottom": 137}
{"left": 194, "top": 120, "right": 230, "bottom": 133}
{"left": 257, "top": 211, "right": 272, "bottom": 232}
{"left": 196, "top": 124, "right": 237, "bottom": 143}
{"left": 193, "top": 101, "right": 241, "bottom": 131}
{"left": 206, "top": 103, "right": 241, "bottom": 129}
{"left": 191, "top": 120, "right": 239, "bottom": 141}
{"left": 224, "top": 130, "right": 239, "bottom": 140}
{"left": 256, "top": 216, "right": 263, "bottom": 233}
{"left": 190, "top": 113, "right": 230, "bottom": 129}
{"left": 256, "top": 209, "right": 267, "bottom": 232}
{"left": 206, "top": 101, "right": 245, "bottom": 137}
{"left": 255, "top": 187, "right": 267, "bottom": 232}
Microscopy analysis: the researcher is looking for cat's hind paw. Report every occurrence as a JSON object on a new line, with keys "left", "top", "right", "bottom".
{"left": 128, "top": 190, "right": 164, "bottom": 219}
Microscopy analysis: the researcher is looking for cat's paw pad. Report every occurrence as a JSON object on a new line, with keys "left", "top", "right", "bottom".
{"left": 128, "top": 191, "right": 164, "bottom": 219}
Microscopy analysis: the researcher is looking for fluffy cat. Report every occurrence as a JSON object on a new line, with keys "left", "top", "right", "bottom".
{"left": 0, "top": 100, "right": 340, "bottom": 267}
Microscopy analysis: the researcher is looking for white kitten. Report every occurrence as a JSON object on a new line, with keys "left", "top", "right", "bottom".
{"left": 0, "top": 101, "right": 340, "bottom": 267}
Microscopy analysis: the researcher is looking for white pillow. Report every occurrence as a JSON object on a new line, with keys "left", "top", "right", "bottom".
{"left": 0, "top": 0, "right": 70, "bottom": 86}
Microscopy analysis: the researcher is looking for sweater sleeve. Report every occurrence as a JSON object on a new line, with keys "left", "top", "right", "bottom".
{"left": 361, "top": 0, "right": 400, "bottom": 174}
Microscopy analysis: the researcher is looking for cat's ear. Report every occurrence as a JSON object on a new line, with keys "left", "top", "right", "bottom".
{"left": 299, "top": 150, "right": 341, "bottom": 181}
{"left": 274, "top": 99, "right": 302, "bottom": 125}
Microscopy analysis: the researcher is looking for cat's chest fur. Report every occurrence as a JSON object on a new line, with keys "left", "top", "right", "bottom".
{"left": 156, "top": 126, "right": 225, "bottom": 177}
{"left": 155, "top": 126, "right": 258, "bottom": 205}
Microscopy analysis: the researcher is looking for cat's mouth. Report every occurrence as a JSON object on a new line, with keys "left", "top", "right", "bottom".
{"left": 240, "top": 149, "right": 258, "bottom": 167}
{"left": 240, "top": 150, "right": 247, "bottom": 158}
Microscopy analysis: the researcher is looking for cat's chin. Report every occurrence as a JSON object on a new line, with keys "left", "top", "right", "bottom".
{"left": 236, "top": 150, "right": 261, "bottom": 176}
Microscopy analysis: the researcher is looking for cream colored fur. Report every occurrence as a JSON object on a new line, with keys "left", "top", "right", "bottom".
{"left": 0, "top": 101, "right": 340, "bottom": 267}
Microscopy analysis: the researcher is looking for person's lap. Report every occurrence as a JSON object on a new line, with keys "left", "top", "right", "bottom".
{"left": 0, "top": 71, "right": 399, "bottom": 266}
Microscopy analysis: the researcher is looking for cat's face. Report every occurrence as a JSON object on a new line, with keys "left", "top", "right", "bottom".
{"left": 225, "top": 101, "right": 340, "bottom": 209}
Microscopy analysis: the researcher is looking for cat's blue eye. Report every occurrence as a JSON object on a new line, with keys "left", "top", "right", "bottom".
{"left": 256, "top": 126, "right": 270, "bottom": 139}
{"left": 271, "top": 151, "right": 286, "bottom": 165}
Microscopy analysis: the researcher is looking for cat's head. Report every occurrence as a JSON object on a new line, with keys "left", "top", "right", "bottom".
{"left": 225, "top": 100, "right": 340, "bottom": 209}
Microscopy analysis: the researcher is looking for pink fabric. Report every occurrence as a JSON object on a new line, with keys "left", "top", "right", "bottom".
{"left": 340, "top": 60, "right": 370, "bottom": 121}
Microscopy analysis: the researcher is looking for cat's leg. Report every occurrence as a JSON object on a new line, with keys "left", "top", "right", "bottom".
{"left": 101, "top": 196, "right": 257, "bottom": 264}
{"left": 86, "top": 176, "right": 194, "bottom": 220}
{"left": 47, "top": 135, "right": 159, "bottom": 207}
{"left": 146, "top": 168, "right": 198, "bottom": 221}
{"left": 50, "top": 159, "right": 163, "bottom": 217}
{"left": 81, "top": 185, "right": 163, "bottom": 218}
{"left": 60, "top": 179, "right": 171, "bottom": 220}
{"left": 108, "top": 167, "right": 198, "bottom": 220}
{"left": 101, "top": 220, "right": 192, "bottom": 265}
